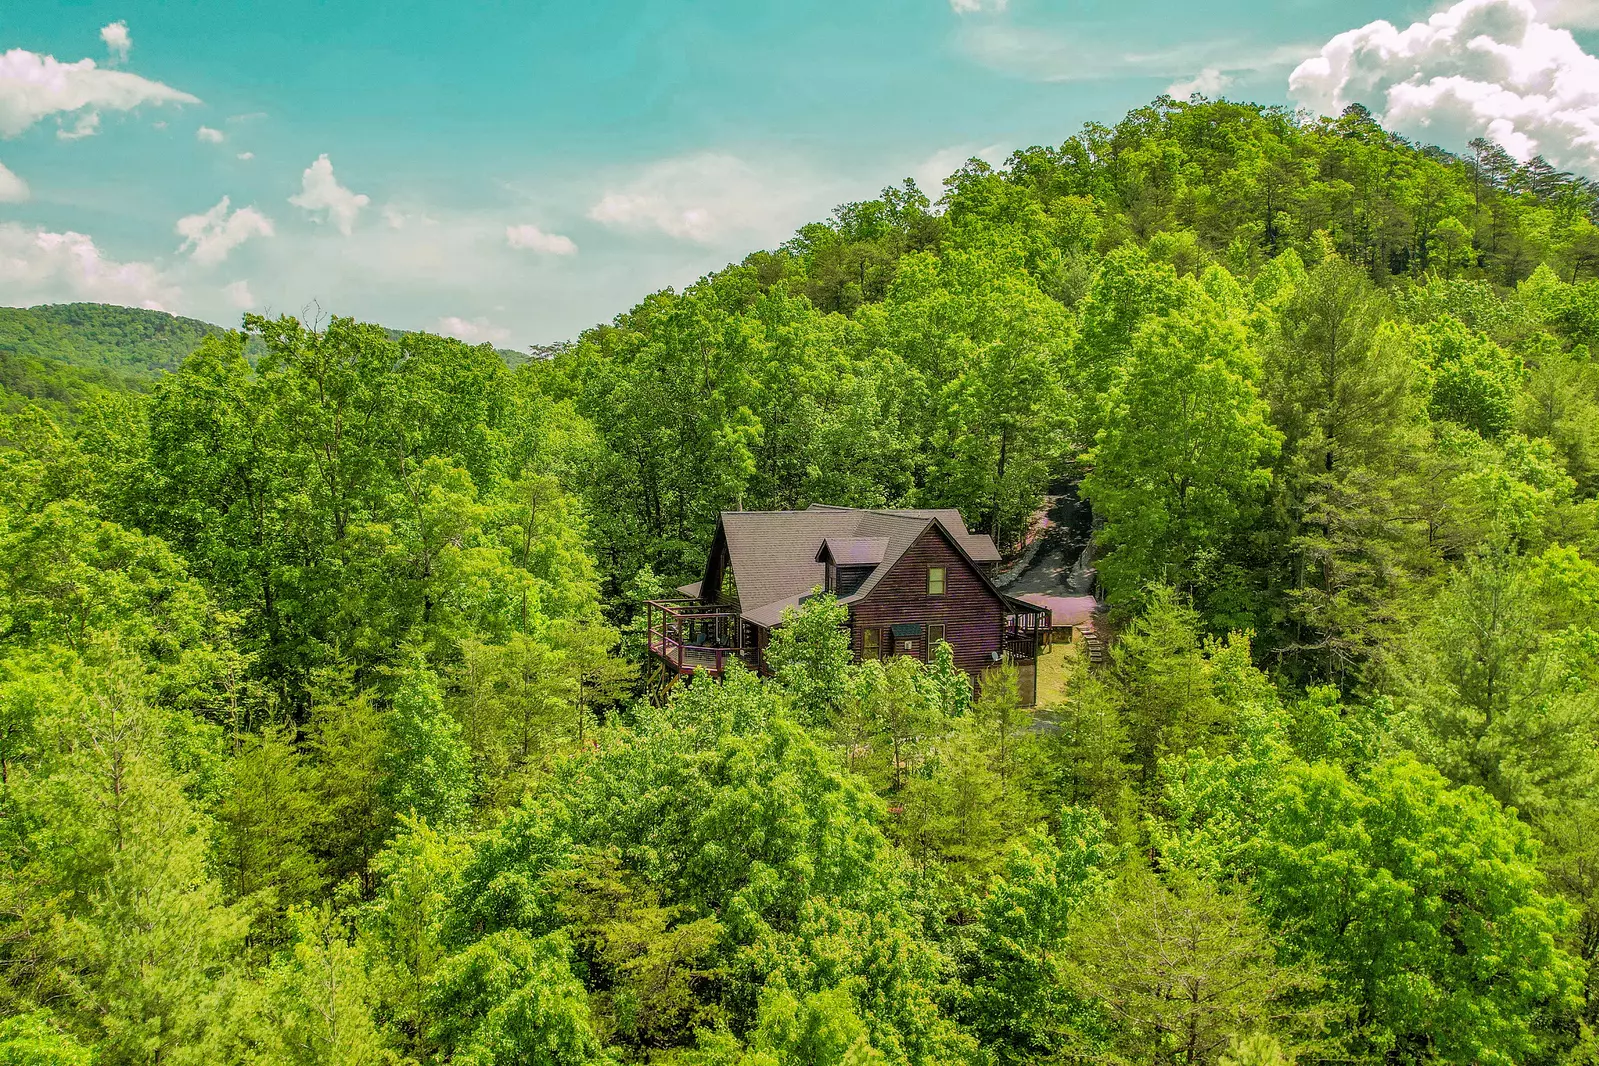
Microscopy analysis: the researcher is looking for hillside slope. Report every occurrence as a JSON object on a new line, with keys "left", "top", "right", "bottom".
{"left": 0, "top": 303, "right": 530, "bottom": 405}
{"left": 0, "top": 303, "right": 228, "bottom": 378}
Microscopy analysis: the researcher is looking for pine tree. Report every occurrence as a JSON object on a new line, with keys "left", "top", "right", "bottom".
{"left": 217, "top": 724, "right": 323, "bottom": 947}
{"left": 308, "top": 686, "right": 392, "bottom": 897}
{"left": 262, "top": 905, "right": 395, "bottom": 1066}
{"left": 19, "top": 652, "right": 246, "bottom": 1065}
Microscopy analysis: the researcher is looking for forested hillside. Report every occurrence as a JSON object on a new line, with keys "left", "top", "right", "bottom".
{"left": 4, "top": 97, "right": 1599, "bottom": 1065}
{"left": 0, "top": 303, "right": 229, "bottom": 419}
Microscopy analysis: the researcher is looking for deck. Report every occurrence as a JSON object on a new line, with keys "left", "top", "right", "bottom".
{"left": 645, "top": 599, "right": 751, "bottom": 678}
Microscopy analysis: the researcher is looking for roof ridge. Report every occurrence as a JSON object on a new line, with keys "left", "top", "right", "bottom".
{"left": 723, "top": 508, "right": 846, "bottom": 517}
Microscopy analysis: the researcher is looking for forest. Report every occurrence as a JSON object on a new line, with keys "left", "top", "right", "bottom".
{"left": 3, "top": 95, "right": 1599, "bottom": 1065}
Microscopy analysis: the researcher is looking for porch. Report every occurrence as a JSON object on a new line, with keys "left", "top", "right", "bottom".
{"left": 644, "top": 599, "right": 754, "bottom": 679}
{"left": 1003, "top": 602, "right": 1051, "bottom": 709}
{"left": 1003, "top": 601, "right": 1050, "bottom": 661}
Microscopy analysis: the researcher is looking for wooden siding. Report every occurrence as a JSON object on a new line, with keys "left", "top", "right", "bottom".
{"left": 848, "top": 525, "right": 1006, "bottom": 678}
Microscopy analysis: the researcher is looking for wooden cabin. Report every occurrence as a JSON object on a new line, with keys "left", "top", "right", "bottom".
{"left": 645, "top": 505, "right": 1049, "bottom": 704}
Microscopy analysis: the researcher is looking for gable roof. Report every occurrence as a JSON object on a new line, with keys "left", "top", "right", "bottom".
{"left": 807, "top": 504, "right": 1001, "bottom": 563}
{"left": 706, "top": 505, "right": 1022, "bottom": 628}
{"left": 817, "top": 537, "right": 889, "bottom": 566}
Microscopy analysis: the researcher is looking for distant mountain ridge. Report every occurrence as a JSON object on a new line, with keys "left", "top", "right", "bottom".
{"left": 0, "top": 303, "right": 232, "bottom": 418}
{"left": 0, "top": 302, "right": 532, "bottom": 377}
{"left": 0, "top": 303, "right": 230, "bottom": 380}
{"left": 0, "top": 303, "right": 538, "bottom": 419}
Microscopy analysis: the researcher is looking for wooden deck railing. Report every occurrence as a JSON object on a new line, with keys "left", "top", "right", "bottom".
{"left": 645, "top": 599, "right": 748, "bottom": 678}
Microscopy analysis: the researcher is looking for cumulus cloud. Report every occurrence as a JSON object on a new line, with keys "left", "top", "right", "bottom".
{"left": 0, "top": 223, "right": 177, "bottom": 309}
{"left": 237, "top": 151, "right": 254, "bottom": 161}
{"left": 176, "top": 196, "right": 274, "bottom": 265}
{"left": 1539, "top": 0, "right": 1599, "bottom": 28}
{"left": 589, "top": 152, "right": 843, "bottom": 245}
{"left": 56, "top": 111, "right": 99, "bottom": 141}
{"left": 1169, "top": 67, "right": 1232, "bottom": 98}
{"left": 1292, "top": 0, "right": 1599, "bottom": 174}
{"left": 0, "top": 161, "right": 26, "bottom": 202}
{"left": 223, "top": 280, "right": 255, "bottom": 309}
{"left": 506, "top": 223, "right": 577, "bottom": 255}
{"left": 949, "top": 0, "right": 1007, "bottom": 12}
{"left": 0, "top": 47, "right": 197, "bottom": 138}
{"left": 289, "top": 154, "right": 370, "bottom": 235}
{"left": 100, "top": 21, "right": 132, "bottom": 62}
{"left": 197, "top": 125, "right": 224, "bottom": 143}
{"left": 436, "top": 315, "right": 510, "bottom": 345}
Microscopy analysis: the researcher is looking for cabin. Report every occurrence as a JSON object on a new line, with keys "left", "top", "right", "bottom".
{"left": 645, "top": 505, "right": 1050, "bottom": 705}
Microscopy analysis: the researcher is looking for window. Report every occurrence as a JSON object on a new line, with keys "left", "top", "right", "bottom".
{"left": 862, "top": 627, "right": 880, "bottom": 660}
{"left": 927, "top": 623, "right": 946, "bottom": 649}
{"left": 825, "top": 561, "right": 836, "bottom": 593}
{"left": 928, "top": 567, "right": 946, "bottom": 595}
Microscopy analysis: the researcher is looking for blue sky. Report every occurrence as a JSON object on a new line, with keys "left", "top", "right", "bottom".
{"left": 1, "top": 0, "right": 1595, "bottom": 347}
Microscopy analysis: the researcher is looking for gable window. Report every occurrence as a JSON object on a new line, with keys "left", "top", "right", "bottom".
{"left": 862, "top": 627, "right": 881, "bottom": 660}
{"left": 928, "top": 567, "right": 946, "bottom": 596}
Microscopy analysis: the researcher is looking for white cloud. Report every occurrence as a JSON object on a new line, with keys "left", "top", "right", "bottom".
{"left": 436, "top": 315, "right": 510, "bottom": 345}
{"left": 1169, "top": 67, "right": 1232, "bottom": 98}
{"left": 197, "top": 125, "right": 224, "bottom": 143}
{"left": 0, "top": 46, "right": 197, "bottom": 138}
{"left": 176, "top": 196, "right": 274, "bottom": 265}
{"left": 0, "top": 223, "right": 177, "bottom": 309}
{"left": 1292, "top": 0, "right": 1599, "bottom": 174}
{"left": 223, "top": 280, "right": 254, "bottom": 309}
{"left": 71, "top": 140, "right": 1066, "bottom": 349}
{"left": 0, "top": 161, "right": 27, "bottom": 202}
{"left": 961, "top": 24, "right": 1312, "bottom": 84}
{"left": 589, "top": 152, "right": 844, "bottom": 245}
{"left": 56, "top": 111, "right": 99, "bottom": 141}
{"left": 506, "top": 223, "right": 577, "bottom": 255}
{"left": 237, "top": 151, "right": 254, "bottom": 160}
{"left": 289, "top": 154, "right": 370, "bottom": 235}
{"left": 949, "top": 0, "right": 1007, "bottom": 12}
{"left": 1538, "top": 0, "right": 1599, "bottom": 28}
{"left": 100, "top": 21, "right": 131, "bottom": 62}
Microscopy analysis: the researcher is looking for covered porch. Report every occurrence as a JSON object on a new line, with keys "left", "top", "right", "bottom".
{"left": 644, "top": 599, "right": 756, "bottom": 678}
{"left": 1003, "top": 599, "right": 1051, "bottom": 708}
{"left": 1003, "top": 598, "right": 1051, "bottom": 661}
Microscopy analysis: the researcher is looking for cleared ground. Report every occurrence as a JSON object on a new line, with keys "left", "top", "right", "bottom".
{"left": 1033, "top": 639, "right": 1077, "bottom": 708}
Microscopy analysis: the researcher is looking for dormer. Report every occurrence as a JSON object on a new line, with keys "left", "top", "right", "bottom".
{"left": 816, "top": 537, "right": 887, "bottom": 597}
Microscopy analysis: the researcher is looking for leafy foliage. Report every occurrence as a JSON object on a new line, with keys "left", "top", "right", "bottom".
{"left": 5, "top": 96, "right": 1599, "bottom": 1066}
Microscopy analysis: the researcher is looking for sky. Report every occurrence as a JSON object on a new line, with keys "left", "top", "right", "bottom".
{"left": 4, "top": 0, "right": 1599, "bottom": 348}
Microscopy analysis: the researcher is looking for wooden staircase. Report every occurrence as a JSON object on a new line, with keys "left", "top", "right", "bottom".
{"left": 1081, "top": 619, "right": 1106, "bottom": 665}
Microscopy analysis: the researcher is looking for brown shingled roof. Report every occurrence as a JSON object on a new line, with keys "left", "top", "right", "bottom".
{"left": 707, "top": 504, "right": 1006, "bottom": 628}
{"left": 716, "top": 510, "right": 862, "bottom": 616}
{"left": 807, "top": 504, "right": 1001, "bottom": 562}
